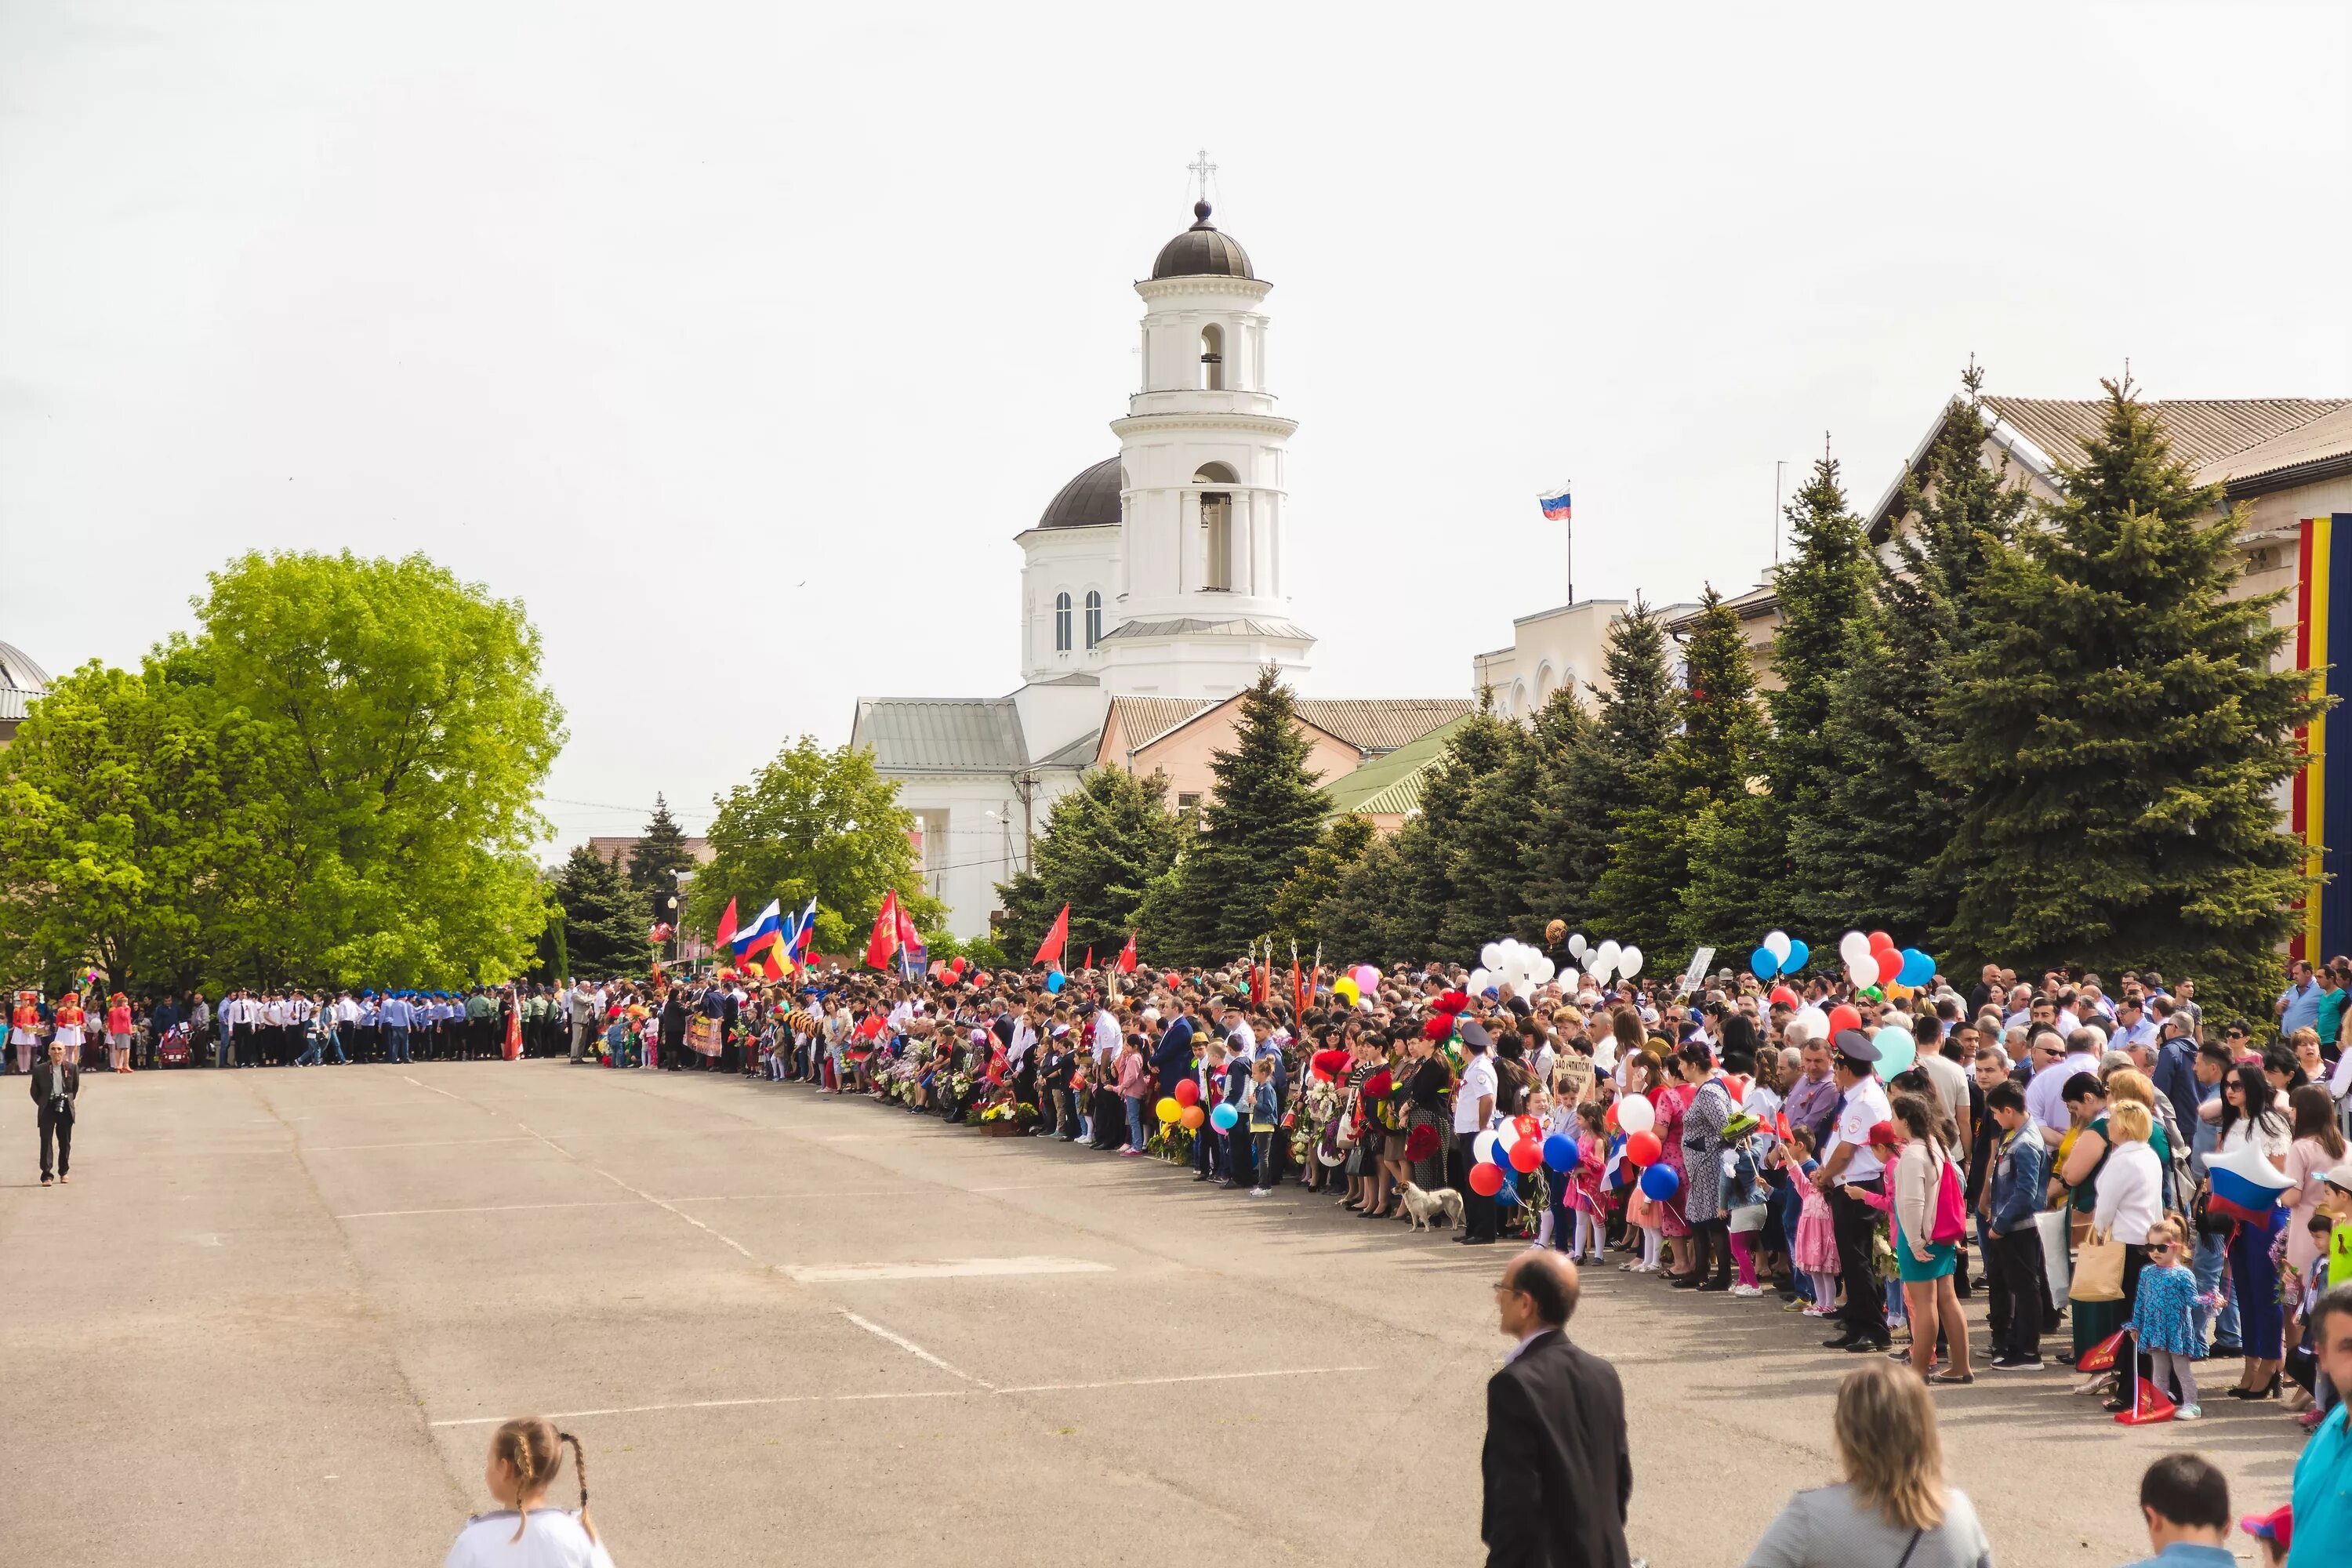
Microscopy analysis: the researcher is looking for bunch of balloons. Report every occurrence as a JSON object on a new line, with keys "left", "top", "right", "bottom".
{"left": 1471, "top": 938, "right": 1555, "bottom": 996}
{"left": 1837, "top": 930, "right": 1936, "bottom": 991}
{"left": 1747, "top": 928, "right": 1811, "bottom": 981}
{"left": 1555, "top": 933, "right": 1643, "bottom": 988}
{"left": 1155, "top": 1077, "right": 1208, "bottom": 1132}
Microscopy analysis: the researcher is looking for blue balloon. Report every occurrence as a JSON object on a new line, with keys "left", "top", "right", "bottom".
{"left": 1494, "top": 1180, "right": 1520, "bottom": 1207}
{"left": 1542, "top": 1133, "right": 1579, "bottom": 1173}
{"left": 1639, "top": 1162, "right": 1681, "bottom": 1201}
{"left": 1210, "top": 1102, "right": 1239, "bottom": 1132}
{"left": 1045, "top": 970, "right": 1065, "bottom": 993}
{"left": 1898, "top": 948, "right": 1934, "bottom": 987}
{"left": 1749, "top": 946, "right": 1777, "bottom": 980}
{"left": 1780, "top": 938, "right": 1809, "bottom": 975}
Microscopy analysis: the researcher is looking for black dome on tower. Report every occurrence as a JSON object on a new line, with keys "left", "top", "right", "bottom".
{"left": 1036, "top": 456, "right": 1123, "bottom": 530}
{"left": 1150, "top": 201, "right": 1254, "bottom": 281}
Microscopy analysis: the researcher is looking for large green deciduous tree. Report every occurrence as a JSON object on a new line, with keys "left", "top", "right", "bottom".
{"left": 1933, "top": 379, "right": 2318, "bottom": 1018}
{"left": 689, "top": 736, "right": 942, "bottom": 959}
{"left": 993, "top": 768, "right": 1185, "bottom": 964}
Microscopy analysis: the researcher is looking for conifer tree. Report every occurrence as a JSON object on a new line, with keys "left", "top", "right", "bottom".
{"left": 1933, "top": 379, "right": 2319, "bottom": 1018}
{"left": 994, "top": 768, "right": 1185, "bottom": 962}
{"left": 554, "top": 844, "right": 641, "bottom": 975}
{"left": 627, "top": 794, "right": 697, "bottom": 925}
{"left": 1149, "top": 668, "right": 1330, "bottom": 963}
{"left": 1268, "top": 811, "right": 1376, "bottom": 952}
{"left": 1317, "top": 829, "right": 1407, "bottom": 964}
{"left": 1764, "top": 451, "right": 1875, "bottom": 931}
{"left": 1809, "top": 363, "right": 2029, "bottom": 939}
{"left": 1510, "top": 688, "right": 1598, "bottom": 936}
{"left": 1428, "top": 708, "right": 1530, "bottom": 957}
{"left": 1555, "top": 601, "right": 1680, "bottom": 944}
{"left": 1669, "top": 587, "right": 1774, "bottom": 951}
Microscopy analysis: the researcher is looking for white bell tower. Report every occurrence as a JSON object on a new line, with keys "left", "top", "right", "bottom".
{"left": 1094, "top": 185, "right": 1313, "bottom": 698}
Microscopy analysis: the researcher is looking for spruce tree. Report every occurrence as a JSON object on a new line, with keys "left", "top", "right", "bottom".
{"left": 1810, "top": 363, "right": 2029, "bottom": 940}
{"left": 1512, "top": 688, "right": 1599, "bottom": 935}
{"left": 1425, "top": 708, "right": 1529, "bottom": 958}
{"left": 1765, "top": 451, "right": 1875, "bottom": 931}
{"left": 1933, "top": 379, "right": 2319, "bottom": 1018}
{"left": 1317, "top": 829, "right": 1407, "bottom": 964}
{"left": 1555, "top": 601, "right": 1680, "bottom": 944}
{"left": 1154, "top": 667, "right": 1330, "bottom": 962}
{"left": 1268, "top": 811, "right": 1376, "bottom": 952}
{"left": 626, "top": 793, "right": 697, "bottom": 925}
{"left": 555, "top": 844, "right": 645, "bottom": 975}
{"left": 1668, "top": 586, "right": 1774, "bottom": 952}
{"left": 993, "top": 768, "right": 1184, "bottom": 961}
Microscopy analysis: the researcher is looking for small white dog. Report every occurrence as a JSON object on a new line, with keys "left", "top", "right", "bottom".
{"left": 1398, "top": 1181, "right": 1464, "bottom": 1232}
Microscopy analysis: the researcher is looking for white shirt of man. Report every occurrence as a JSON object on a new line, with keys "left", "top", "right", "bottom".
{"left": 1455, "top": 1052, "right": 1497, "bottom": 1135}
{"left": 1092, "top": 1007, "right": 1120, "bottom": 1062}
{"left": 1225, "top": 1018, "right": 1257, "bottom": 1061}
{"left": 1829, "top": 1073, "right": 1893, "bottom": 1183}
{"left": 2025, "top": 1047, "right": 2101, "bottom": 1136}
{"left": 1007, "top": 1019, "right": 1037, "bottom": 1066}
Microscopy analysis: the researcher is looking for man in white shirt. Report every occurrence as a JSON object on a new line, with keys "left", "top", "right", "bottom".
{"left": 2025, "top": 1029, "right": 2101, "bottom": 1142}
{"left": 1221, "top": 1004, "right": 1256, "bottom": 1062}
{"left": 1813, "top": 1031, "right": 1892, "bottom": 1349}
{"left": 1455, "top": 1022, "right": 1500, "bottom": 1246}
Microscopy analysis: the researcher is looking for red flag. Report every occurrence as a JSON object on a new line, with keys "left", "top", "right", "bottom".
{"left": 1291, "top": 957, "right": 1305, "bottom": 1020}
{"left": 714, "top": 898, "right": 739, "bottom": 954}
{"left": 1117, "top": 932, "right": 1138, "bottom": 975}
{"left": 1033, "top": 903, "right": 1069, "bottom": 968}
{"left": 864, "top": 891, "right": 901, "bottom": 970}
{"left": 894, "top": 898, "right": 920, "bottom": 952}
{"left": 1083, "top": 946, "right": 1094, "bottom": 973}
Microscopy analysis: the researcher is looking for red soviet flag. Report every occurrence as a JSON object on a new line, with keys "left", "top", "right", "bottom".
{"left": 713, "top": 898, "right": 739, "bottom": 956}
{"left": 1117, "top": 931, "right": 1138, "bottom": 975}
{"left": 1033, "top": 903, "right": 1069, "bottom": 969}
{"left": 863, "top": 891, "right": 901, "bottom": 970}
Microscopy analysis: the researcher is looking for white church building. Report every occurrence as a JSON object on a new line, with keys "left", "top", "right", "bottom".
{"left": 852, "top": 194, "right": 1457, "bottom": 940}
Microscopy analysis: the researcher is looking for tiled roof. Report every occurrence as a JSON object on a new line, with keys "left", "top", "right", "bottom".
{"left": 854, "top": 697, "right": 1027, "bottom": 773}
{"left": 1293, "top": 698, "right": 1474, "bottom": 755}
{"left": 2201, "top": 402, "right": 2352, "bottom": 489}
{"left": 1326, "top": 715, "right": 1470, "bottom": 817}
{"left": 584, "top": 834, "right": 713, "bottom": 866}
{"left": 1106, "top": 696, "right": 1218, "bottom": 751}
{"left": 1983, "top": 395, "right": 2350, "bottom": 477}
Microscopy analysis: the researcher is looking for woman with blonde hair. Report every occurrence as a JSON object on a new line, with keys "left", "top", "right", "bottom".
{"left": 1742, "top": 1360, "right": 1993, "bottom": 1566}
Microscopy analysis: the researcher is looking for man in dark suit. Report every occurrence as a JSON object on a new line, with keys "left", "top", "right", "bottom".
{"left": 1481, "top": 1250, "right": 1633, "bottom": 1568}
{"left": 31, "top": 1038, "right": 78, "bottom": 1186}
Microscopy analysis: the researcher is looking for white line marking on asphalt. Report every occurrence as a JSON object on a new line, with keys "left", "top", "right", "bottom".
{"left": 424, "top": 1365, "right": 1369, "bottom": 1427}
{"left": 335, "top": 1200, "right": 643, "bottom": 1220}
{"left": 966, "top": 1178, "right": 1140, "bottom": 1193}
{"left": 995, "top": 1365, "right": 1376, "bottom": 1395}
{"left": 512, "top": 1119, "right": 757, "bottom": 1260}
{"left": 662, "top": 1189, "right": 909, "bottom": 1203}
{"left": 786, "top": 1256, "right": 1114, "bottom": 1283}
{"left": 402, "top": 1076, "right": 474, "bottom": 1103}
{"left": 307, "top": 1136, "right": 539, "bottom": 1152}
{"left": 837, "top": 1308, "right": 997, "bottom": 1389}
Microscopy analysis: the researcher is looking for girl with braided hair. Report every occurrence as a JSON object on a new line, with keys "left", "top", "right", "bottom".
{"left": 444, "top": 1416, "right": 612, "bottom": 1566}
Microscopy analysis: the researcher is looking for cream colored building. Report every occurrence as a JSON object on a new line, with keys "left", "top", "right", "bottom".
{"left": 0, "top": 641, "right": 51, "bottom": 750}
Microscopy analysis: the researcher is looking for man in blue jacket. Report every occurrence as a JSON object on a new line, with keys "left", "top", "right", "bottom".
{"left": 1151, "top": 1004, "right": 1195, "bottom": 1098}
{"left": 1980, "top": 1079, "right": 2049, "bottom": 1370}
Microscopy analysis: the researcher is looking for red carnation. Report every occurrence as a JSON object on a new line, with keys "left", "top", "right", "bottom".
{"left": 1310, "top": 1048, "right": 1352, "bottom": 1082}
{"left": 1363, "top": 1069, "right": 1393, "bottom": 1100}
{"left": 1435, "top": 989, "right": 1469, "bottom": 1014}
{"left": 1421, "top": 1015, "right": 1452, "bottom": 1041}
{"left": 1405, "top": 1125, "right": 1440, "bottom": 1163}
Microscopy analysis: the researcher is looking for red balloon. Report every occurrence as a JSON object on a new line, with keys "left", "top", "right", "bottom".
{"left": 1173, "top": 1079, "right": 1200, "bottom": 1107}
{"left": 1867, "top": 931, "right": 1893, "bottom": 953}
{"left": 949, "top": 956, "right": 967, "bottom": 977}
{"left": 1508, "top": 1139, "right": 1542, "bottom": 1173}
{"left": 1468, "top": 1162, "right": 1505, "bottom": 1196}
{"left": 1624, "top": 1130, "right": 1663, "bottom": 1167}
{"left": 1828, "top": 1004, "right": 1862, "bottom": 1036}
{"left": 1768, "top": 985, "right": 1800, "bottom": 1010}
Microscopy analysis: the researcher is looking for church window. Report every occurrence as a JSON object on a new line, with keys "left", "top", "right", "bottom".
{"left": 1200, "top": 322, "right": 1225, "bottom": 390}
{"left": 1195, "top": 463, "right": 1237, "bottom": 593}
{"left": 1054, "top": 592, "right": 1073, "bottom": 652}
{"left": 1083, "top": 590, "right": 1102, "bottom": 648}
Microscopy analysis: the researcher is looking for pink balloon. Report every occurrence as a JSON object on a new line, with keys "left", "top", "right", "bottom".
{"left": 1352, "top": 964, "right": 1381, "bottom": 996}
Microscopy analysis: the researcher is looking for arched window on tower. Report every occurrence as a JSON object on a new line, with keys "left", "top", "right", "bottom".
{"left": 1194, "top": 463, "right": 1237, "bottom": 591}
{"left": 1083, "top": 590, "right": 1102, "bottom": 648}
{"left": 1200, "top": 322, "right": 1225, "bottom": 390}
{"left": 1054, "top": 591, "right": 1073, "bottom": 652}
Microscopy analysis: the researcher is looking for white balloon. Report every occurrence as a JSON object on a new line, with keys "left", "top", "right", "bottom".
{"left": 1849, "top": 952, "right": 1879, "bottom": 989}
{"left": 1472, "top": 1130, "right": 1501, "bottom": 1167}
{"left": 1615, "top": 1094, "right": 1656, "bottom": 1134}
{"left": 1587, "top": 959, "right": 1614, "bottom": 986}
{"left": 1791, "top": 1005, "right": 1831, "bottom": 1044}
{"left": 1495, "top": 1116, "right": 1522, "bottom": 1152}
{"left": 1620, "top": 945, "right": 1644, "bottom": 979}
{"left": 1838, "top": 930, "right": 1871, "bottom": 966}
{"left": 1468, "top": 967, "right": 1492, "bottom": 993}
{"left": 1531, "top": 955, "right": 1555, "bottom": 985}
{"left": 1595, "top": 939, "right": 1622, "bottom": 971}
{"left": 1481, "top": 942, "right": 1504, "bottom": 971}
{"left": 1568, "top": 933, "right": 1588, "bottom": 960}
{"left": 1763, "top": 930, "right": 1791, "bottom": 965}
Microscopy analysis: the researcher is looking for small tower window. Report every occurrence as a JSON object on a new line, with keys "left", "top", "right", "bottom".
{"left": 1195, "top": 464, "right": 1237, "bottom": 592}
{"left": 1054, "top": 591, "right": 1073, "bottom": 652}
{"left": 1083, "top": 590, "right": 1102, "bottom": 648}
{"left": 1200, "top": 322, "right": 1225, "bottom": 390}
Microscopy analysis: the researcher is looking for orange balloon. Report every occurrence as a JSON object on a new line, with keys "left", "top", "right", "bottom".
{"left": 1179, "top": 1104, "right": 1206, "bottom": 1131}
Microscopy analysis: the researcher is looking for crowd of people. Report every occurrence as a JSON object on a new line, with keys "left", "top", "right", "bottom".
{"left": 22, "top": 938, "right": 2352, "bottom": 1561}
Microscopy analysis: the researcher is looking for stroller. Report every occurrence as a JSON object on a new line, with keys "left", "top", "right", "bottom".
{"left": 158, "top": 1022, "right": 193, "bottom": 1068}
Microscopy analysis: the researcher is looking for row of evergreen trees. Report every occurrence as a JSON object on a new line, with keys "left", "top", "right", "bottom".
{"left": 996, "top": 373, "right": 2318, "bottom": 1021}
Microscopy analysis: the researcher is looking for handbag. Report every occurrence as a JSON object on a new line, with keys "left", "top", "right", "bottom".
{"left": 1929, "top": 1147, "right": 1967, "bottom": 1244}
{"left": 2071, "top": 1223, "right": 2127, "bottom": 1303}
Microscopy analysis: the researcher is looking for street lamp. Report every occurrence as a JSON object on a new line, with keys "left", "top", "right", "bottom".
{"left": 666, "top": 895, "right": 679, "bottom": 967}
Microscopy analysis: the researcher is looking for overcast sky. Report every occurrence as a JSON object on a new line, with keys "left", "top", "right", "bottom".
{"left": 5, "top": 2, "right": 2347, "bottom": 851}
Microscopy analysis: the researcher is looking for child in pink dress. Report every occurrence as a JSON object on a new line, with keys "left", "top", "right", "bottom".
{"left": 1788, "top": 1127, "right": 1841, "bottom": 1316}
{"left": 1570, "top": 1101, "right": 1610, "bottom": 1262}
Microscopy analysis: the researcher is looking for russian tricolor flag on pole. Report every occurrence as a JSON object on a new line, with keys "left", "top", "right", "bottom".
{"left": 1538, "top": 488, "right": 1573, "bottom": 522}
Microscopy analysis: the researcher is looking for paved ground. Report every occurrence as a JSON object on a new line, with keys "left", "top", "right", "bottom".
{"left": 0, "top": 1062, "right": 2307, "bottom": 1566}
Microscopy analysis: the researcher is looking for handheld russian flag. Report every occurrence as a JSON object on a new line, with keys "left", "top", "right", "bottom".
{"left": 1538, "top": 488, "right": 1572, "bottom": 523}
{"left": 2205, "top": 1138, "right": 2294, "bottom": 1224}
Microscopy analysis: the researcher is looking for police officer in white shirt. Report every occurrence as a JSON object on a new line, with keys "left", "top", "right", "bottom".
{"left": 1812, "top": 1029, "right": 1892, "bottom": 1350}
{"left": 1455, "top": 1021, "right": 1501, "bottom": 1246}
